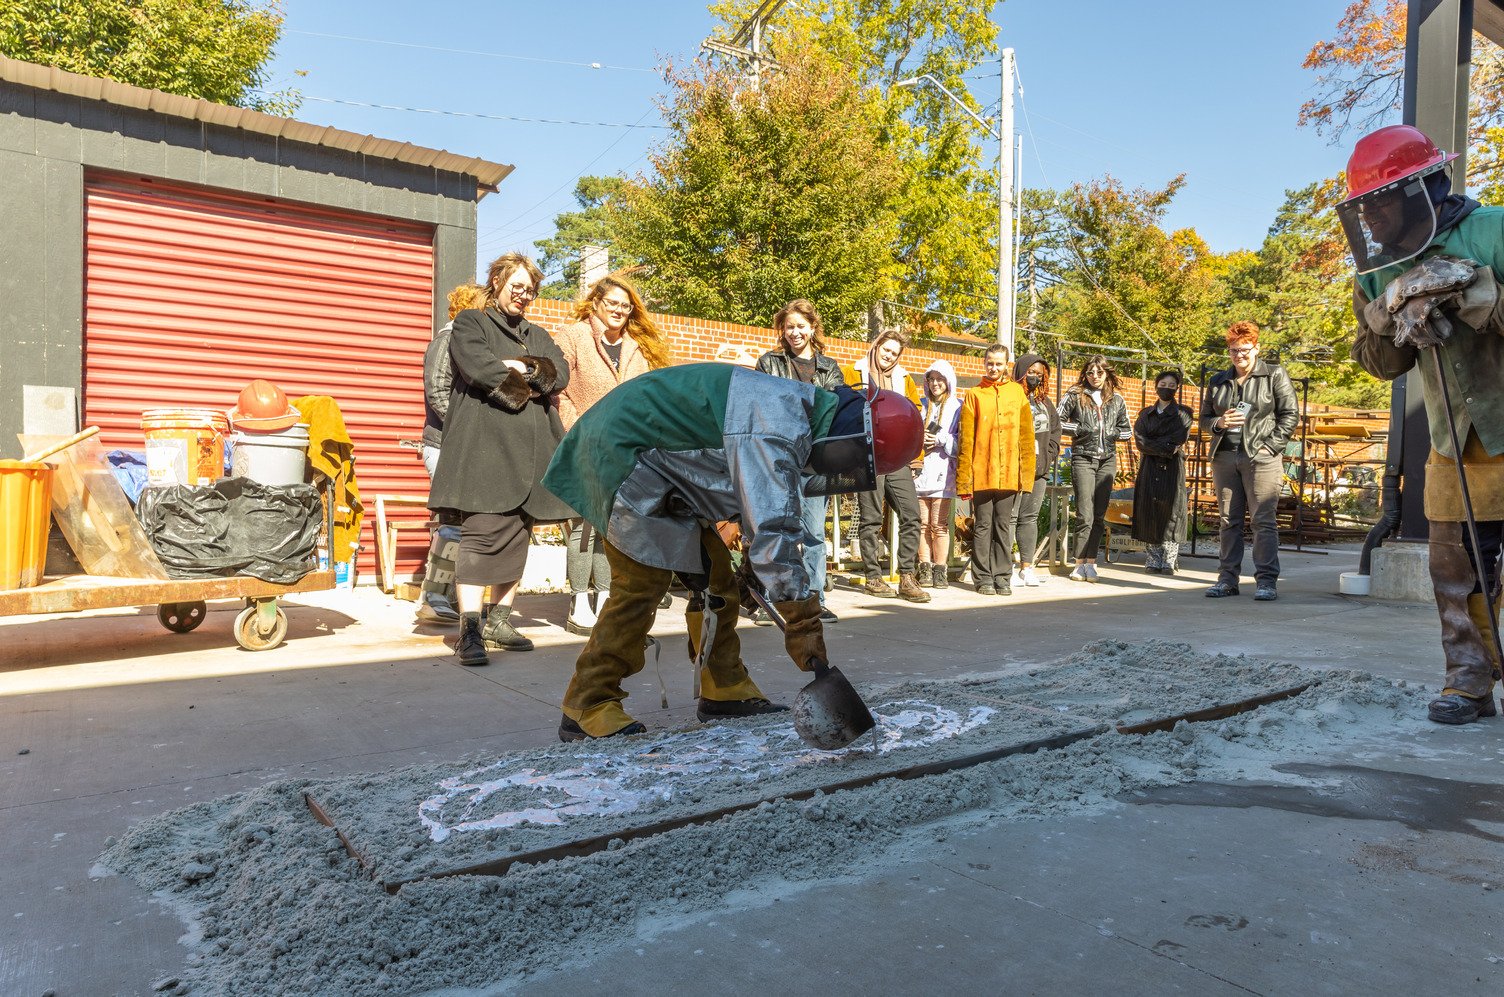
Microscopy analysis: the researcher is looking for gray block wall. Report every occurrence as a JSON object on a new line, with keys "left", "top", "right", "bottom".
{"left": 0, "top": 80, "right": 482, "bottom": 456}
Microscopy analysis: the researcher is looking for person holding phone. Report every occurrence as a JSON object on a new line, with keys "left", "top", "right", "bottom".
{"left": 1199, "top": 321, "right": 1300, "bottom": 601}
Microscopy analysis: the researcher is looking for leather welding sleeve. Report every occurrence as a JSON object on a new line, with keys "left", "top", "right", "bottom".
{"left": 775, "top": 593, "right": 827, "bottom": 672}
{"left": 1351, "top": 283, "right": 1419, "bottom": 381}
{"left": 723, "top": 431, "right": 810, "bottom": 604}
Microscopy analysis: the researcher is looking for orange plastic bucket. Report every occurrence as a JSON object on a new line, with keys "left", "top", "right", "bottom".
{"left": 142, "top": 409, "right": 228, "bottom": 487}
{"left": 0, "top": 460, "right": 54, "bottom": 590}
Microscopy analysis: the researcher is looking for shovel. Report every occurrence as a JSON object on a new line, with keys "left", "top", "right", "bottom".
{"left": 744, "top": 587, "right": 876, "bottom": 750}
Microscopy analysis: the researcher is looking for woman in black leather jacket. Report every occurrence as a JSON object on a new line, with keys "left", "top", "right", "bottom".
{"left": 755, "top": 300, "right": 843, "bottom": 622}
{"left": 1057, "top": 355, "right": 1133, "bottom": 582}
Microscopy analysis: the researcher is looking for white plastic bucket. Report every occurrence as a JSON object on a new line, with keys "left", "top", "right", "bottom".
{"left": 230, "top": 424, "right": 311, "bottom": 486}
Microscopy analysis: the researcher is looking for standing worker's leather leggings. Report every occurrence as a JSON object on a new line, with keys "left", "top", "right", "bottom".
{"left": 1430, "top": 520, "right": 1504, "bottom": 699}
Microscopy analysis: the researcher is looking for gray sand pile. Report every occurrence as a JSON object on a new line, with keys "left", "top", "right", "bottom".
{"left": 95, "top": 641, "right": 1429, "bottom": 995}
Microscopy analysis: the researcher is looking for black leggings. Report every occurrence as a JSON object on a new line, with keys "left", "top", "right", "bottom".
{"left": 1012, "top": 477, "right": 1046, "bottom": 564}
{"left": 1072, "top": 454, "right": 1115, "bottom": 560}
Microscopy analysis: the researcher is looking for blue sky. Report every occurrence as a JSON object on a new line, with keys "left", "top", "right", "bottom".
{"left": 265, "top": 1, "right": 1367, "bottom": 279}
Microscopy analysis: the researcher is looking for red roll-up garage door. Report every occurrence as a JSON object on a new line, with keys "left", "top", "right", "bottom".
{"left": 83, "top": 174, "right": 436, "bottom": 583}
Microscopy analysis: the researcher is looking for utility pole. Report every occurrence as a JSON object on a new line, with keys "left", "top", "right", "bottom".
{"left": 701, "top": 0, "right": 787, "bottom": 90}
{"left": 998, "top": 47, "right": 1016, "bottom": 355}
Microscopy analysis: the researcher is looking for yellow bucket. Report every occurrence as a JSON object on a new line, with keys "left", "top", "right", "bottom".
{"left": 0, "top": 460, "right": 54, "bottom": 590}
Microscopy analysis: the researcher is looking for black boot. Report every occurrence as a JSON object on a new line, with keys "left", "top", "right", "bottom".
{"left": 1427, "top": 692, "right": 1498, "bottom": 725}
{"left": 455, "top": 612, "right": 489, "bottom": 666}
{"left": 482, "top": 605, "right": 534, "bottom": 652}
{"left": 696, "top": 697, "right": 790, "bottom": 722}
{"left": 558, "top": 714, "right": 648, "bottom": 742}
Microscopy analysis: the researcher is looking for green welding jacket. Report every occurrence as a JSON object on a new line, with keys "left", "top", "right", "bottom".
{"left": 542, "top": 362, "right": 840, "bottom": 602}
{"left": 1352, "top": 205, "right": 1504, "bottom": 458}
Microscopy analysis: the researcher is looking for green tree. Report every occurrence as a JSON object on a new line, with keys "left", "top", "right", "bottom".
{"left": 0, "top": 0, "right": 298, "bottom": 114}
{"left": 1025, "top": 175, "right": 1221, "bottom": 367}
{"left": 533, "top": 176, "right": 639, "bottom": 301}
{"left": 608, "top": 46, "right": 903, "bottom": 333}
{"left": 708, "top": 0, "right": 1001, "bottom": 334}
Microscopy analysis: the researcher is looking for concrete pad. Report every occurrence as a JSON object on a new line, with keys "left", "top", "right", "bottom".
{"left": 2, "top": 545, "right": 1497, "bottom": 994}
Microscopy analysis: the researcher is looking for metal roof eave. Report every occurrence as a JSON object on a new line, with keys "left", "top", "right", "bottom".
{"left": 0, "top": 56, "right": 514, "bottom": 199}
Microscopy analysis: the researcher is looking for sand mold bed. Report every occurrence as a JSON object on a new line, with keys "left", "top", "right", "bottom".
{"left": 97, "top": 641, "right": 1429, "bottom": 996}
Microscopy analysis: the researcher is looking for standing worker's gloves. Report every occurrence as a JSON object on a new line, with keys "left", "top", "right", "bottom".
{"left": 1384, "top": 256, "right": 1481, "bottom": 349}
{"left": 775, "top": 594, "right": 827, "bottom": 672}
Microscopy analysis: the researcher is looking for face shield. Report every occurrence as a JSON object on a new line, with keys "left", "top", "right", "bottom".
{"left": 803, "top": 395, "right": 876, "bottom": 497}
{"left": 1337, "top": 167, "right": 1442, "bottom": 275}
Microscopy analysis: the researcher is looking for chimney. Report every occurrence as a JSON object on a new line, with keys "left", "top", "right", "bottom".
{"left": 578, "top": 245, "right": 609, "bottom": 291}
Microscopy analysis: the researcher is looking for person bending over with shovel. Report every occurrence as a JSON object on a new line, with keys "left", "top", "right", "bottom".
{"left": 542, "top": 362, "right": 922, "bottom": 742}
{"left": 1343, "top": 125, "right": 1504, "bottom": 725}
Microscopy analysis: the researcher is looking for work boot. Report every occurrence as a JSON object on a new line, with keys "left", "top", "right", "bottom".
{"left": 917, "top": 562, "right": 933, "bottom": 587}
{"left": 1427, "top": 692, "right": 1498, "bottom": 725}
{"left": 559, "top": 714, "right": 648, "bottom": 742}
{"left": 482, "top": 605, "right": 534, "bottom": 652}
{"left": 696, "top": 697, "right": 790, "bottom": 722}
{"left": 897, "top": 572, "right": 931, "bottom": 603}
{"left": 1254, "top": 583, "right": 1278, "bottom": 601}
{"left": 455, "top": 612, "right": 489, "bottom": 667}
{"left": 865, "top": 577, "right": 897, "bottom": 598}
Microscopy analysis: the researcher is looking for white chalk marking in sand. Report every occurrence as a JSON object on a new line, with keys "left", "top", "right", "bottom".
{"left": 418, "top": 701, "right": 995, "bottom": 842}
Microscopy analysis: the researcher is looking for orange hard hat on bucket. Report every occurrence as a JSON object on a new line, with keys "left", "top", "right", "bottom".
{"left": 229, "top": 379, "right": 300, "bottom": 432}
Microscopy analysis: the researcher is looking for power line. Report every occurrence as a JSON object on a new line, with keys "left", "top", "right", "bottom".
{"left": 292, "top": 94, "right": 668, "bottom": 130}
{"left": 287, "top": 29, "right": 657, "bottom": 74}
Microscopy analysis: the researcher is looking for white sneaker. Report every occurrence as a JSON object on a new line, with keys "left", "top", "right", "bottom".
{"left": 1069, "top": 564, "right": 1088, "bottom": 582}
{"left": 1083, "top": 563, "right": 1099, "bottom": 583}
{"left": 568, "top": 592, "right": 597, "bottom": 630}
{"left": 1020, "top": 566, "right": 1040, "bottom": 587}
{"left": 1011, "top": 569, "right": 1024, "bottom": 589}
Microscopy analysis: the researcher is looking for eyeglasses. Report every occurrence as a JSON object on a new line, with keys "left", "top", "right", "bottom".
{"left": 504, "top": 282, "right": 537, "bottom": 300}
{"left": 1085, "top": 368, "right": 1105, "bottom": 376}
{"left": 1228, "top": 347, "right": 1255, "bottom": 357}
{"left": 600, "top": 299, "right": 632, "bottom": 314}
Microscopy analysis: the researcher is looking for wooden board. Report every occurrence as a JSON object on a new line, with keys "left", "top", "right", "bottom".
{"left": 0, "top": 570, "right": 336, "bottom": 617}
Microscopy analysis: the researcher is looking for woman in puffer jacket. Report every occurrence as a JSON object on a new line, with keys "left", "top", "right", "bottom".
{"left": 1057, "top": 354, "right": 1133, "bottom": 582}
{"left": 912, "top": 359, "right": 962, "bottom": 588}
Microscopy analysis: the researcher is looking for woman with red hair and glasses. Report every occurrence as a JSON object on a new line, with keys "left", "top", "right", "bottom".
{"left": 1198, "top": 321, "right": 1299, "bottom": 602}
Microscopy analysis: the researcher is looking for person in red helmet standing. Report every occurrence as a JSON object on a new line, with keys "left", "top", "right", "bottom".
{"left": 1343, "top": 124, "right": 1504, "bottom": 725}
{"left": 542, "top": 362, "right": 921, "bottom": 740}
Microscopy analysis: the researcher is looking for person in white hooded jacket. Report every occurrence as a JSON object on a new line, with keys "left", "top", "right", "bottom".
{"left": 913, "top": 359, "right": 962, "bottom": 587}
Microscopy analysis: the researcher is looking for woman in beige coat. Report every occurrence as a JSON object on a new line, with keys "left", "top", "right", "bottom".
{"left": 554, "top": 275, "right": 671, "bottom": 632}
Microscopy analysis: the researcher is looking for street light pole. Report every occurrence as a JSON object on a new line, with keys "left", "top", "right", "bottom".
{"left": 896, "top": 49, "right": 1017, "bottom": 353}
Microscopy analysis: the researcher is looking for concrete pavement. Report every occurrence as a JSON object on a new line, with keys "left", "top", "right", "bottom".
{"left": 4, "top": 545, "right": 1502, "bottom": 994}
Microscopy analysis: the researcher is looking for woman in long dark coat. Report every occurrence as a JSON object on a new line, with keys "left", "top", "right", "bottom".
{"left": 1132, "top": 370, "right": 1193, "bottom": 575}
{"left": 430, "top": 252, "right": 573, "bottom": 665}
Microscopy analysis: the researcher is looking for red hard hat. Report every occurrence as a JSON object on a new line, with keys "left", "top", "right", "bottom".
{"left": 1345, "top": 124, "right": 1456, "bottom": 200}
{"left": 868, "top": 387, "right": 923, "bottom": 475}
{"left": 229, "top": 379, "right": 300, "bottom": 432}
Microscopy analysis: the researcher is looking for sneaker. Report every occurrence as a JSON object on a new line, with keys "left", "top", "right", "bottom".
{"left": 696, "top": 697, "right": 790, "bottom": 722}
{"left": 1083, "top": 563, "right": 1099, "bottom": 583}
{"left": 1069, "top": 564, "right": 1088, "bottom": 582}
{"left": 897, "top": 572, "right": 931, "bottom": 603}
{"left": 818, "top": 608, "right": 839, "bottom": 624}
{"left": 977, "top": 584, "right": 997, "bottom": 596}
{"left": 1020, "top": 566, "right": 1040, "bottom": 587}
{"left": 865, "top": 577, "right": 898, "bottom": 598}
{"left": 455, "top": 613, "right": 489, "bottom": 666}
{"left": 996, "top": 581, "right": 1012, "bottom": 596}
{"left": 1011, "top": 569, "right": 1024, "bottom": 589}
{"left": 482, "top": 608, "right": 534, "bottom": 651}
{"left": 917, "top": 562, "right": 934, "bottom": 587}
{"left": 1253, "top": 584, "right": 1278, "bottom": 602}
{"left": 1427, "top": 692, "right": 1498, "bottom": 725}
{"left": 749, "top": 606, "right": 775, "bottom": 627}
{"left": 932, "top": 567, "right": 949, "bottom": 589}
{"left": 1205, "top": 581, "right": 1240, "bottom": 598}
{"left": 559, "top": 714, "right": 648, "bottom": 742}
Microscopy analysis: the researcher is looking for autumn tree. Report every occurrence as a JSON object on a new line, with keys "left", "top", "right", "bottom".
{"left": 1300, "top": 0, "right": 1504, "bottom": 198}
{"left": 0, "top": 0, "right": 298, "bottom": 114}
{"left": 607, "top": 46, "right": 903, "bottom": 332}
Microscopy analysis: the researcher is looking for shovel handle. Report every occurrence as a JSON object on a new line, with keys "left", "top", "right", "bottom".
{"left": 807, "top": 656, "right": 830, "bottom": 678}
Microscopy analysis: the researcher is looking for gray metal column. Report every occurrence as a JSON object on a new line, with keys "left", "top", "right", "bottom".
{"left": 1394, "top": 0, "right": 1475, "bottom": 538}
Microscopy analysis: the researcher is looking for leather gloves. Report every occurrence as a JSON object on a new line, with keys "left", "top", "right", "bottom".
{"left": 775, "top": 593, "right": 826, "bottom": 673}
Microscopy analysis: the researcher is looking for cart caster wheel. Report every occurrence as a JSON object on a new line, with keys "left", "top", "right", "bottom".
{"left": 235, "top": 605, "right": 288, "bottom": 651}
{"left": 157, "top": 601, "right": 207, "bottom": 633}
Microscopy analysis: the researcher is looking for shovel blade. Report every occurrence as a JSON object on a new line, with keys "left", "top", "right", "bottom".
{"left": 792, "top": 663, "right": 875, "bottom": 750}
